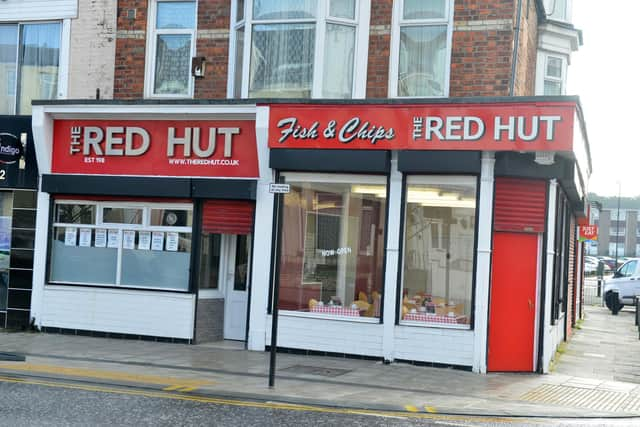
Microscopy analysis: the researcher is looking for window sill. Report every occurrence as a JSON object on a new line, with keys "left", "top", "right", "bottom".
{"left": 399, "top": 320, "right": 471, "bottom": 330}
{"left": 46, "top": 282, "right": 191, "bottom": 294}
{"left": 274, "top": 310, "right": 381, "bottom": 324}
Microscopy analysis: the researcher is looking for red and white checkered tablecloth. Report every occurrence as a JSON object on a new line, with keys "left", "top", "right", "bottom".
{"left": 403, "top": 313, "right": 466, "bottom": 325}
{"left": 310, "top": 306, "right": 361, "bottom": 317}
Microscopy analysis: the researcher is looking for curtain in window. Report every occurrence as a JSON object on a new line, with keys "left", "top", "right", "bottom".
{"left": 249, "top": 23, "right": 315, "bottom": 98}
{"left": 18, "top": 23, "right": 60, "bottom": 115}
{"left": 398, "top": 25, "right": 447, "bottom": 97}
{"left": 154, "top": 34, "right": 191, "bottom": 95}
{"left": 0, "top": 25, "right": 18, "bottom": 115}
{"left": 322, "top": 24, "right": 355, "bottom": 98}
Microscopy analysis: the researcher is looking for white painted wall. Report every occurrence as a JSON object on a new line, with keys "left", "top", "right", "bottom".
{"left": 67, "top": 0, "right": 116, "bottom": 99}
{"left": 267, "top": 315, "right": 384, "bottom": 356}
{"left": 394, "top": 327, "right": 474, "bottom": 366}
{"left": 542, "top": 179, "right": 558, "bottom": 372}
{"left": 0, "top": 0, "right": 77, "bottom": 21}
{"left": 41, "top": 286, "right": 196, "bottom": 339}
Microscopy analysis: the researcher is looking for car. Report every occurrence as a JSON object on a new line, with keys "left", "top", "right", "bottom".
{"left": 597, "top": 256, "right": 617, "bottom": 270}
{"left": 603, "top": 258, "right": 640, "bottom": 311}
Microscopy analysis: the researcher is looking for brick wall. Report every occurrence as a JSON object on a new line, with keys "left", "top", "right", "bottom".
{"left": 450, "top": 0, "right": 515, "bottom": 97}
{"left": 68, "top": 0, "right": 117, "bottom": 99}
{"left": 512, "top": 0, "right": 538, "bottom": 96}
{"left": 194, "top": 0, "right": 230, "bottom": 99}
{"left": 366, "top": 0, "right": 393, "bottom": 98}
{"left": 114, "top": 0, "right": 148, "bottom": 98}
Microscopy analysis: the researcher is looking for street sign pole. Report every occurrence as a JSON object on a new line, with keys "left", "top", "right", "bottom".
{"left": 268, "top": 179, "right": 287, "bottom": 388}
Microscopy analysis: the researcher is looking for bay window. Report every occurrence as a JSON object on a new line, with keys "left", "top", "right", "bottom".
{"left": 231, "top": 0, "right": 369, "bottom": 98}
{"left": 400, "top": 176, "right": 477, "bottom": 328}
{"left": 145, "top": 0, "right": 197, "bottom": 97}
{"left": 276, "top": 173, "right": 386, "bottom": 319}
{"left": 0, "top": 22, "right": 61, "bottom": 114}
{"left": 49, "top": 201, "right": 193, "bottom": 291}
{"left": 390, "top": 0, "right": 453, "bottom": 98}
{"left": 543, "top": 55, "right": 565, "bottom": 96}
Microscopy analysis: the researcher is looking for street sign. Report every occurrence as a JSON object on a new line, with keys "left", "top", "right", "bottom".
{"left": 579, "top": 225, "right": 598, "bottom": 242}
{"left": 269, "top": 183, "right": 290, "bottom": 193}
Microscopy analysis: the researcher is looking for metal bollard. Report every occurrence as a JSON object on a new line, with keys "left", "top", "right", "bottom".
{"left": 612, "top": 290, "right": 620, "bottom": 315}
{"left": 597, "top": 279, "right": 602, "bottom": 297}
{"left": 636, "top": 296, "right": 640, "bottom": 327}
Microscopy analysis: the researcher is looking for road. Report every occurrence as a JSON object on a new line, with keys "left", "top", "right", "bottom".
{"left": 1, "top": 374, "right": 639, "bottom": 427}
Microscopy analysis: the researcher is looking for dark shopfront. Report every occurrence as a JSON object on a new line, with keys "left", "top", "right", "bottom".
{"left": 0, "top": 115, "right": 38, "bottom": 329}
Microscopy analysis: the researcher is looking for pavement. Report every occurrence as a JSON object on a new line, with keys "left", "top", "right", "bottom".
{"left": 1, "top": 297, "right": 640, "bottom": 419}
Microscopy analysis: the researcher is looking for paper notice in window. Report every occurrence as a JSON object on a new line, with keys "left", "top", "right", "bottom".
{"left": 122, "top": 230, "right": 135, "bottom": 250}
{"left": 151, "top": 232, "right": 164, "bottom": 251}
{"left": 94, "top": 229, "right": 107, "bottom": 247}
{"left": 138, "top": 231, "right": 151, "bottom": 250}
{"left": 65, "top": 227, "right": 77, "bottom": 246}
{"left": 79, "top": 228, "right": 92, "bottom": 247}
{"left": 165, "top": 232, "right": 179, "bottom": 252}
{"left": 107, "top": 229, "right": 120, "bottom": 248}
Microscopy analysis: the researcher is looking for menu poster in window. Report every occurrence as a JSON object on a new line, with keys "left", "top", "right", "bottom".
{"left": 138, "top": 231, "right": 151, "bottom": 250}
{"left": 151, "top": 232, "right": 164, "bottom": 251}
{"left": 94, "top": 228, "right": 107, "bottom": 247}
{"left": 107, "top": 229, "right": 120, "bottom": 248}
{"left": 79, "top": 228, "right": 92, "bottom": 247}
{"left": 122, "top": 230, "right": 135, "bottom": 250}
{"left": 65, "top": 227, "right": 77, "bottom": 246}
{"left": 165, "top": 232, "right": 179, "bottom": 252}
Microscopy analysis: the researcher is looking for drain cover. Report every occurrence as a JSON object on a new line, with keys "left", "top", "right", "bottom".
{"left": 521, "top": 384, "right": 640, "bottom": 413}
{"left": 279, "top": 365, "right": 351, "bottom": 377}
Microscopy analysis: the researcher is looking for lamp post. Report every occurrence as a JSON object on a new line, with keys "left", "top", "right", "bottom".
{"left": 614, "top": 181, "right": 621, "bottom": 269}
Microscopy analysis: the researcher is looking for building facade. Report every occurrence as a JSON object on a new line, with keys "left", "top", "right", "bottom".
{"left": 17, "top": 0, "right": 590, "bottom": 374}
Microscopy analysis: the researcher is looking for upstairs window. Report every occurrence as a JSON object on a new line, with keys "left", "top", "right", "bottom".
{"left": 543, "top": 55, "right": 565, "bottom": 95}
{"left": 545, "top": 0, "right": 570, "bottom": 22}
{"left": 390, "top": 0, "right": 453, "bottom": 98}
{"left": 0, "top": 22, "right": 61, "bottom": 114}
{"left": 145, "top": 0, "right": 197, "bottom": 97}
{"left": 231, "top": 0, "right": 369, "bottom": 99}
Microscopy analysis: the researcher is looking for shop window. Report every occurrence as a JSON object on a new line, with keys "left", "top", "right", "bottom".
{"left": 231, "top": 0, "right": 368, "bottom": 98}
{"left": 0, "top": 193, "right": 12, "bottom": 312}
{"left": 552, "top": 192, "right": 570, "bottom": 321}
{"left": 145, "top": 0, "right": 197, "bottom": 97}
{"left": 49, "top": 201, "right": 193, "bottom": 291}
{"left": 390, "top": 0, "right": 453, "bottom": 98}
{"left": 0, "top": 22, "right": 62, "bottom": 114}
{"left": 400, "top": 176, "right": 477, "bottom": 328}
{"left": 198, "top": 233, "right": 221, "bottom": 290}
{"left": 276, "top": 173, "right": 386, "bottom": 319}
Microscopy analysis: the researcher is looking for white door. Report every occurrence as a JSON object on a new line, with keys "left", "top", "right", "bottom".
{"left": 223, "top": 235, "right": 250, "bottom": 341}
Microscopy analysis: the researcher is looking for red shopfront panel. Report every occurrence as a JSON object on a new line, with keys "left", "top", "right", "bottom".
{"left": 201, "top": 200, "right": 254, "bottom": 235}
{"left": 493, "top": 178, "right": 547, "bottom": 233}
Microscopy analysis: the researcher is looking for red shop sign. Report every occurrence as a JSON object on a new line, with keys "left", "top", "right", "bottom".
{"left": 268, "top": 102, "right": 576, "bottom": 151}
{"left": 52, "top": 120, "right": 259, "bottom": 178}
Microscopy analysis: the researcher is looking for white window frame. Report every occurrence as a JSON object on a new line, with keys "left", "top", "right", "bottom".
{"left": 398, "top": 175, "right": 477, "bottom": 330}
{"left": 227, "top": 0, "right": 371, "bottom": 99}
{"left": 544, "top": 0, "right": 572, "bottom": 23}
{"left": 50, "top": 200, "right": 193, "bottom": 291}
{"left": 0, "top": 20, "right": 65, "bottom": 114}
{"left": 536, "top": 53, "right": 566, "bottom": 96}
{"left": 388, "top": 0, "right": 454, "bottom": 98}
{"left": 144, "top": 0, "right": 198, "bottom": 99}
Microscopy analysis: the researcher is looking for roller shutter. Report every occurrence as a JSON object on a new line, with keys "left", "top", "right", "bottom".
{"left": 494, "top": 178, "right": 547, "bottom": 233}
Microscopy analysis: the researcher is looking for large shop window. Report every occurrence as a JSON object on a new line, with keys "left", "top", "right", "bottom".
{"left": 231, "top": 0, "right": 368, "bottom": 98}
{"left": 146, "top": 0, "right": 197, "bottom": 97}
{"left": 400, "top": 176, "right": 477, "bottom": 328}
{"left": 277, "top": 173, "right": 386, "bottom": 319}
{"left": 49, "top": 201, "right": 193, "bottom": 291}
{"left": 391, "top": 0, "right": 453, "bottom": 97}
{"left": 0, "top": 22, "right": 61, "bottom": 114}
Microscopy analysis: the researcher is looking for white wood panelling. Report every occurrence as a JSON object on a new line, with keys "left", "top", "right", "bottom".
{"left": 0, "top": 0, "right": 78, "bottom": 21}
{"left": 41, "top": 286, "right": 196, "bottom": 339}
{"left": 394, "top": 326, "right": 474, "bottom": 367}
{"left": 267, "top": 315, "right": 384, "bottom": 357}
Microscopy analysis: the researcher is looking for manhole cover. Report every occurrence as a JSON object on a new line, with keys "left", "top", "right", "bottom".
{"left": 279, "top": 365, "right": 351, "bottom": 377}
{"left": 520, "top": 384, "right": 640, "bottom": 413}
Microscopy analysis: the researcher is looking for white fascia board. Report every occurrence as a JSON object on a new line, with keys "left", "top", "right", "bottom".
{"left": 37, "top": 104, "right": 258, "bottom": 120}
{"left": 538, "top": 23, "right": 581, "bottom": 53}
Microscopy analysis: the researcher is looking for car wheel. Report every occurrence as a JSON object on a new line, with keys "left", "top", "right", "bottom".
{"left": 605, "top": 291, "right": 624, "bottom": 312}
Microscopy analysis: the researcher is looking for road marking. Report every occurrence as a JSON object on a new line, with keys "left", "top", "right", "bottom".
{"left": 583, "top": 353, "right": 606, "bottom": 358}
{"left": 0, "top": 375, "right": 540, "bottom": 424}
{"left": 0, "top": 362, "right": 211, "bottom": 388}
{"left": 424, "top": 405, "right": 438, "bottom": 413}
{"left": 404, "top": 405, "right": 419, "bottom": 412}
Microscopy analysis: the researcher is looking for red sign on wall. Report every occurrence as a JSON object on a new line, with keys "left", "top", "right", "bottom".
{"left": 579, "top": 225, "right": 598, "bottom": 242}
{"left": 268, "top": 102, "right": 576, "bottom": 151}
{"left": 52, "top": 120, "right": 259, "bottom": 178}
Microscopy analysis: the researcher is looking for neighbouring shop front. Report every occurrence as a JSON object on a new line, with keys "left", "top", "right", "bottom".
{"left": 0, "top": 115, "right": 38, "bottom": 329}
{"left": 252, "top": 98, "right": 591, "bottom": 373}
{"left": 30, "top": 103, "right": 262, "bottom": 343}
